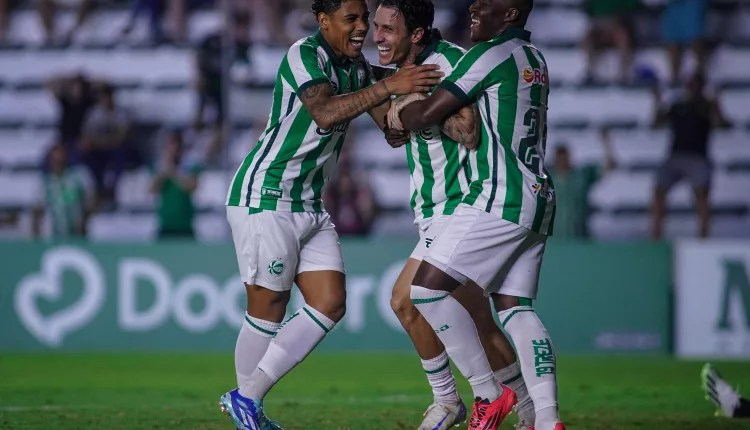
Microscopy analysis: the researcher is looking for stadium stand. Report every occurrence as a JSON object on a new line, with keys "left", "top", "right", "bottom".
{"left": 0, "top": 0, "right": 748, "bottom": 241}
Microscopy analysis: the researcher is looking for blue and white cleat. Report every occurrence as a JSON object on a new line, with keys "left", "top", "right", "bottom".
{"left": 219, "top": 389, "right": 284, "bottom": 430}
{"left": 418, "top": 400, "right": 468, "bottom": 430}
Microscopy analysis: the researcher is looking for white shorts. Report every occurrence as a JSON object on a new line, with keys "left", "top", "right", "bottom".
{"left": 409, "top": 215, "right": 450, "bottom": 261}
{"left": 424, "top": 204, "right": 547, "bottom": 299}
{"left": 226, "top": 206, "right": 345, "bottom": 292}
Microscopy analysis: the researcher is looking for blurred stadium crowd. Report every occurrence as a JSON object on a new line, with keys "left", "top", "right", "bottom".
{"left": 0, "top": 0, "right": 748, "bottom": 242}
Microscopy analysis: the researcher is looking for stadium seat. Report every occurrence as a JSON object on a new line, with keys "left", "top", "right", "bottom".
{"left": 116, "top": 168, "right": 156, "bottom": 210}
{"left": 195, "top": 212, "right": 230, "bottom": 242}
{"left": 0, "top": 129, "right": 55, "bottom": 169}
{"left": 352, "top": 129, "right": 407, "bottom": 168}
{"left": 589, "top": 213, "right": 750, "bottom": 240}
{"left": 193, "top": 170, "right": 231, "bottom": 210}
{"left": 0, "top": 92, "right": 57, "bottom": 125}
{"left": 0, "top": 172, "right": 43, "bottom": 208}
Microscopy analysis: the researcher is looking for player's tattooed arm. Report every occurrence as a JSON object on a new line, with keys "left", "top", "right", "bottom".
{"left": 299, "top": 64, "right": 443, "bottom": 131}
{"left": 441, "top": 103, "right": 481, "bottom": 149}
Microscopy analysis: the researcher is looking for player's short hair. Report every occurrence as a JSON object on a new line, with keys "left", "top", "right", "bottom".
{"left": 312, "top": 0, "right": 345, "bottom": 16}
{"left": 377, "top": 0, "right": 436, "bottom": 45}
{"left": 511, "top": 0, "right": 534, "bottom": 24}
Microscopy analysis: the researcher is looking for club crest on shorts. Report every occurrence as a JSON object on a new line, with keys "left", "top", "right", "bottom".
{"left": 268, "top": 259, "right": 285, "bottom": 277}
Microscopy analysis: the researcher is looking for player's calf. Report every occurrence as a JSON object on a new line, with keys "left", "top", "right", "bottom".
{"left": 495, "top": 295, "right": 563, "bottom": 430}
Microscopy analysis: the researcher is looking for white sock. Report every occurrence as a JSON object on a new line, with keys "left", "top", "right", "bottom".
{"left": 235, "top": 313, "right": 281, "bottom": 387}
{"left": 494, "top": 362, "right": 535, "bottom": 426}
{"left": 411, "top": 285, "right": 500, "bottom": 401}
{"left": 498, "top": 306, "right": 560, "bottom": 428}
{"left": 421, "top": 351, "right": 460, "bottom": 404}
{"left": 239, "top": 305, "right": 336, "bottom": 399}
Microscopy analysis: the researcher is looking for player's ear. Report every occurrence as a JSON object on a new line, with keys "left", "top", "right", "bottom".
{"left": 505, "top": 8, "right": 520, "bottom": 22}
{"left": 318, "top": 12, "right": 330, "bottom": 30}
{"left": 411, "top": 27, "right": 425, "bottom": 45}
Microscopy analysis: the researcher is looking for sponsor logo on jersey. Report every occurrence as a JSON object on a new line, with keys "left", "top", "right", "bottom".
{"left": 523, "top": 67, "right": 548, "bottom": 85}
{"left": 268, "top": 259, "right": 285, "bottom": 277}
{"left": 261, "top": 186, "right": 282, "bottom": 199}
{"left": 317, "top": 122, "right": 350, "bottom": 136}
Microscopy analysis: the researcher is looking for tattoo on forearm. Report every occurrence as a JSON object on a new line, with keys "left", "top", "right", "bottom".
{"left": 442, "top": 104, "right": 480, "bottom": 146}
{"left": 301, "top": 81, "right": 390, "bottom": 128}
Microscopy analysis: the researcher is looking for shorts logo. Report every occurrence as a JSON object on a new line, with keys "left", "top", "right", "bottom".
{"left": 268, "top": 259, "right": 285, "bottom": 277}
{"left": 261, "top": 186, "right": 282, "bottom": 199}
{"left": 434, "top": 324, "right": 451, "bottom": 334}
{"left": 425, "top": 237, "right": 434, "bottom": 249}
{"left": 523, "top": 67, "right": 548, "bottom": 85}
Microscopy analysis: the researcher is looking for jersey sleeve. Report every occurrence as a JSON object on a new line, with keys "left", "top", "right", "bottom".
{"left": 438, "top": 43, "right": 500, "bottom": 104}
{"left": 283, "top": 41, "right": 331, "bottom": 94}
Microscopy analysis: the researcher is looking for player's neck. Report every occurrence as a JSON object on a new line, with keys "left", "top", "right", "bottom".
{"left": 398, "top": 44, "right": 425, "bottom": 68}
{"left": 491, "top": 24, "right": 525, "bottom": 40}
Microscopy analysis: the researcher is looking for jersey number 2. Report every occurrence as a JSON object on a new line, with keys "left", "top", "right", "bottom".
{"left": 518, "top": 107, "right": 545, "bottom": 176}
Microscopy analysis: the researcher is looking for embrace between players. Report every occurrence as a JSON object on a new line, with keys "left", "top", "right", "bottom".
{"left": 219, "top": 1, "right": 562, "bottom": 429}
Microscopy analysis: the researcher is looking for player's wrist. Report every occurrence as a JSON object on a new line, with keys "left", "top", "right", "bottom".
{"left": 381, "top": 79, "right": 393, "bottom": 97}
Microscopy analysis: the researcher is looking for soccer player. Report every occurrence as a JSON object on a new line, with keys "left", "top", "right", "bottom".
{"left": 218, "top": 0, "right": 444, "bottom": 428}
{"left": 390, "top": 0, "right": 564, "bottom": 429}
{"left": 373, "top": 1, "right": 535, "bottom": 429}
{"left": 702, "top": 363, "right": 750, "bottom": 419}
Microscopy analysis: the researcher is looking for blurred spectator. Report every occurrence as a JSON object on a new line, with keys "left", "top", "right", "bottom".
{"left": 250, "top": 0, "right": 288, "bottom": 45}
{"left": 194, "top": 11, "right": 251, "bottom": 127}
{"left": 37, "top": 0, "right": 93, "bottom": 44}
{"left": 33, "top": 144, "right": 95, "bottom": 239}
{"left": 150, "top": 130, "right": 202, "bottom": 239}
{"left": 80, "top": 83, "right": 131, "bottom": 208}
{"left": 651, "top": 74, "right": 732, "bottom": 239}
{"left": 662, "top": 0, "right": 708, "bottom": 85}
{"left": 168, "top": 0, "right": 215, "bottom": 45}
{"left": 46, "top": 73, "right": 96, "bottom": 151}
{"left": 0, "top": 0, "right": 10, "bottom": 42}
{"left": 183, "top": 118, "right": 223, "bottom": 167}
{"left": 120, "top": 0, "right": 167, "bottom": 45}
{"left": 582, "top": 0, "right": 641, "bottom": 84}
{"left": 548, "top": 128, "right": 615, "bottom": 239}
{"left": 324, "top": 145, "right": 378, "bottom": 237}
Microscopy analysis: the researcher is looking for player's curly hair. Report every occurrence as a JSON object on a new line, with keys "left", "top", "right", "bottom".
{"left": 311, "top": 0, "right": 344, "bottom": 16}
{"left": 377, "top": 0, "right": 437, "bottom": 45}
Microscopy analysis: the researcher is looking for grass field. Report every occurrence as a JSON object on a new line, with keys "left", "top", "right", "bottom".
{"left": 1, "top": 354, "right": 750, "bottom": 430}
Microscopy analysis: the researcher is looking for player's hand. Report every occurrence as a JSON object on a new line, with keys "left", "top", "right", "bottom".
{"left": 383, "top": 64, "right": 443, "bottom": 96}
{"left": 383, "top": 123, "right": 409, "bottom": 148}
{"left": 387, "top": 93, "right": 427, "bottom": 131}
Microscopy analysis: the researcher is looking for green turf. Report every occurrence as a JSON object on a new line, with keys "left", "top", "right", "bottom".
{"left": 1, "top": 353, "right": 749, "bottom": 429}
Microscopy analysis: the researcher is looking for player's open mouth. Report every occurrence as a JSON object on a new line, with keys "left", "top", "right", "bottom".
{"left": 471, "top": 19, "right": 480, "bottom": 28}
{"left": 377, "top": 45, "right": 391, "bottom": 58}
{"left": 350, "top": 35, "right": 365, "bottom": 50}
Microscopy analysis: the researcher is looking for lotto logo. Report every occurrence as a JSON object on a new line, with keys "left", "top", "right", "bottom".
{"left": 523, "top": 67, "right": 548, "bottom": 85}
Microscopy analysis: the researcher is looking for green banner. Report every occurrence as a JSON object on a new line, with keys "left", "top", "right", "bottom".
{"left": 0, "top": 240, "right": 671, "bottom": 353}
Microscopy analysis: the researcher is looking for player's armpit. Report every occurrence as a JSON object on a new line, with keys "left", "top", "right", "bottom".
{"left": 400, "top": 87, "right": 466, "bottom": 132}
{"left": 299, "top": 81, "right": 391, "bottom": 131}
{"left": 441, "top": 103, "right": 481, "bottom": 149}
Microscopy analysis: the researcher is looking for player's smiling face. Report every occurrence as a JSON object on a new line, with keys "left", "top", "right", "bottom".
{"left": 373, "top": 6, "right": 415, "bottom": 66}
{"left": 321, "top": 0, "right": 370, "bottom": 58}
{"left": 470, "top": 0, "right": 517, "bottom": 42}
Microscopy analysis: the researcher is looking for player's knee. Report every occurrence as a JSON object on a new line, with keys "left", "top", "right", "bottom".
{"left": 390, "top": 291, "right": 420, "bottom": 328}
{"left": 308, "top": 293, "right": 347, "bottom": 323}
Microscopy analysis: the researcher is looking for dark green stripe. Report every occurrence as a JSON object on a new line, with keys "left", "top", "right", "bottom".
{"left": 483, "top": 95, "right": 499, "bottom": 212}
{"left": 548, "top": 205, "right": 557, "bottom": 235}
{"left": 519, "top": 297, "right": 533, "bottom": 306}
{"left": 463, "top": 122, "right": 489, "bottom": 206}
{"left": 501, "top": 309, "right": 534, "bottom": 327}
{"left": 502, "top": 372, "right": 522, "bottom": 386}
{"left": 310, "top": 137, "right": 342, "bottom": 212}
{"left": 498, "top": 55, "right": 522, "bottom": 223}
{"left": 411, "top": 295, "right": 448, "bottom": 305}
{"left": 245, "top": 81, "right": 297, "bottom": 206}
{"left": 424, "top": 361, "right": 450, "bottom": 374}
{"left": 441, "top": 134, "right": 463, "bottom": 216}
{"left": 303, "top": 307, "right": 330, "bottom": 333}
{"left": 289, "top": 134, "right": 333, "bottom": 212}
{"left": 438, "top": 80, "right": 471, "bottom": 104}
{"left": 406, "top": 142, "right": 418, "bottom": 212}
{"left": 436, "top": 41, "right": 465, "bottom": 67}
{"left": 245, "top": 315, "right": 277, "bottom": 337}
{"left": 531, "top": 177, "right": 547, "bottom": 233}
{"left": 416, "top": 133, "right": 435, "bottom": 219}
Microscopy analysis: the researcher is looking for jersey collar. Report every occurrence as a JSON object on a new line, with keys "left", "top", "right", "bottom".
{"left": 414, "top": 37, "right": 440, "bottom": 66}
{"left": 314, "top": 30, "right": 352, "bottom": 68}
{"left": 494, "top": 28, "right": 531, "bottom": 43}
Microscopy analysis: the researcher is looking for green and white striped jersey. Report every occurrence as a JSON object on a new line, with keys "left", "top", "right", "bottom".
{"left": 226, "top": 30, "right": 376, "bottom": 212}
{"left": 406, "top": 39, "right": 471, "bottom": 231}
{"left": 439, "top": 28, "right": 556, "bottom": 235}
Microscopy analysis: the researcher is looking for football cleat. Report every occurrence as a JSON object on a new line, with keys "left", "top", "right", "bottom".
{"left": 468, "top": 385, "right": 518, "bottom": 430}
{"left": 418, "top": 400, "right": 468, "bottom": 430}
{"left": 219, "top": 388, "right": 283, "bottom": 430}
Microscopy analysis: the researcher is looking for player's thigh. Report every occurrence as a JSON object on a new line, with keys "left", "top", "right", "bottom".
{"left": 424, "top": 205, "right": 529, "bottom": 290}
{"left": 226, "top": 207, "right": 301, "bottom": 293}
{"left": 296, "top": 213, "right": 346, "bottom": 318}
{"left": 494, "top": 231, "right": 547, "bottom": 300}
